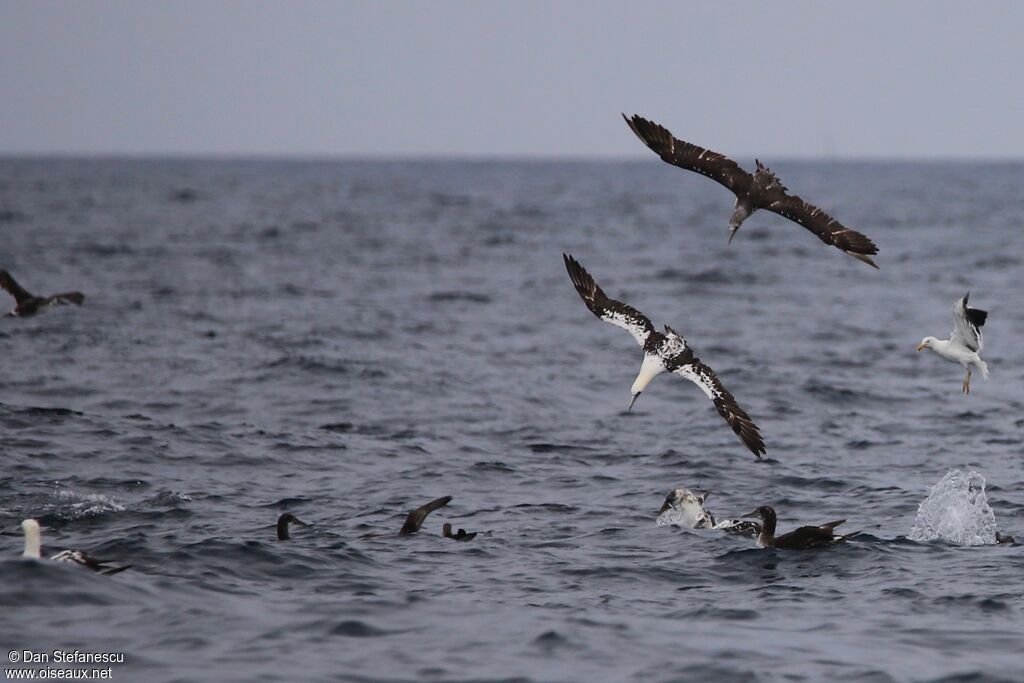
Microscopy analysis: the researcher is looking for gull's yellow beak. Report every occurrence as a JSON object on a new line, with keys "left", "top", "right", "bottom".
{"left": 916, "top": 342, "right": 927, "bottom": 352}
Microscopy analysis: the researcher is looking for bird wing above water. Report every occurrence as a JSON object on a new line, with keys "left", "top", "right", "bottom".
{"left": 400, "top": 495, "right": 453, "bottom": 535}
{"left": 951, "top": 292, "right": 986, "bottom": 352}
{"left": 0, "top": 270, "right": 35, "bottom": 304}
{"left": 670, "top": 359, "right": 766, "bottom": 458}
{"left": 623, "top": 114, "right": 753, "bottom": 196}
{"left": 764, "top": 196, "right": 879, "bottom": 268}
{"left": 563, "top": 254, "right": 655, "bottom": 348}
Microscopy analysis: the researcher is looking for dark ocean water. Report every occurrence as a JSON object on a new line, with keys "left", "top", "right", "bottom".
{"left": 1, "top": 158, "right": 1023, "bottom": 683}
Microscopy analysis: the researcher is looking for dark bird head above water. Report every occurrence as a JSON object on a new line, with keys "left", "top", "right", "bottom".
{"left": 277, "top": 512, "right": 310, "bottom": 541}
{"left": 399, "top": 496, "right": 453, "bottom": 535}
{"left": 442, "top": 522, "right": 477, "bottom": 542}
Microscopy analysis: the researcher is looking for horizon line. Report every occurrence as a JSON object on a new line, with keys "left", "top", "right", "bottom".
{"left": 2, "top": 151, "right": 1024, "bottom": 164}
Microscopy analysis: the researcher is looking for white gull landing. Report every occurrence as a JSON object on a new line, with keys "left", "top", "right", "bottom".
{"left": 564, "top": 254, "right": 766, "bottom": 457}
{"left": 917, "top": 292, "right": 989, "bottom": 394}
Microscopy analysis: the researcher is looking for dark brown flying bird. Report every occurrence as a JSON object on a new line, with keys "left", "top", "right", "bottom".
{"left": 1, "top": 270, "right": 85, "bottom": 317}
{"left": 623, "top": 114, "right": 879, "bottom": 268}
{"left": 442, "top": 522, "right": 477, "bottom": 542}
{"left": 742, "top": 506, "right": 855, "bottom": 549}
{"left": 399, "top": 496, "right": 453, "bottom": 535}
{"left": 564, "top": 254, "right": 765, "bottom": 457}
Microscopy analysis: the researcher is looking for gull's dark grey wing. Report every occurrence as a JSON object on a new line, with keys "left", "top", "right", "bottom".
{"left": 623, "top": 114, "right": 753, "bottom": 196}
{"left": 670, "top": 359, "right": 766, "bottom": 458}
{"left": 764, "top": 195, "right": 879, "bottom": 268}
{"left": 563, "top": 254, "right": 655, "bottom": 348}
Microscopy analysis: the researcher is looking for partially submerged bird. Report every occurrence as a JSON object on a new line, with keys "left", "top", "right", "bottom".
{"left": 742, "top": 506, "right": 852, "bottom": 549}
{"left": 276, "top": 512, "right": 310, "bottom": 540}
{"left": 564, "top": 254, "right": 766, "bottom": 457}
{"left": 917, "top": 292, "right": 989, "bottom": 394}
{"left": 442, "top": 522, "right": 477, "bottom": 542}
{"left": 399, "top": 496, "right": 453, "bottom": 535}
{"left": 20, "top": 519, "right": 131, "bottom": 575}
{"left": 658, "top": 488, "right": 761, "bottom": 536}
{"left": 1, "top": 270, "right": 85, "bottom": 317}
{"left": 659, "top": 488, "right": 716, "bottom": 528}
{"left": 623, "top": 114, "right": 879, "bottom": 268}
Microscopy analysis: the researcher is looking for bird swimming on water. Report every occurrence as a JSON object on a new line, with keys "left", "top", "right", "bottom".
{"left": 622, "top": 114, "right": 879, "bottom": 268}
{"left": 399, "top": 496, "right": 453, "bottom": 535}
{"left": 442, "top": 523, "right": 477, "bottom": 542}
{"left": 20, "top": 519, "right": 131, "bottom": 575}
{"left": 658, "top": 488, "right": 761, "bottom": 536}
{"left": 742, "top": 506, "right": 853, "bottom": 549}
{"left": 564, "top": 254, "right": 766, "bottom": 457}
{"left": 1, "top": 270, "right": 85, "bottom": 317}
{"left": 277, "top": 512, "right": 310, "bottom": 540}
{"left": 917, "top": 292, "right": 989, "bottom": 394}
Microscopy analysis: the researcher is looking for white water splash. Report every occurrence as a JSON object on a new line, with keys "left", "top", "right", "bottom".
{"left": 909, "top": 468, "right": 997, "bottom": 546}
{"left": 49, "top": 489, "right": 127, "bottom": 519}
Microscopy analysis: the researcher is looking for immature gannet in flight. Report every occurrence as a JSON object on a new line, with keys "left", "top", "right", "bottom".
{"left": 917, "top": 292, "right": 989, "bottom": 394}
{"left": 564, "top": 254, "right": 766, "bottom": 457}
{"left": 623, "top": 114, "right": 879, "bottom": 268}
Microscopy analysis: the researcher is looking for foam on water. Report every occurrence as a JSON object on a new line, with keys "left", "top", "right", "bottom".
{"left": 909, "top": 468, "right": 998, "bottom": 546}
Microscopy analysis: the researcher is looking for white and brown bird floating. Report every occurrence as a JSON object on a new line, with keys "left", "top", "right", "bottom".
{"left": 20, "top": 519, "right": 131, "bottom": 575}
{"left": 623, "top": 114, "right": 879, "bottom": 268}
{"left": 564, "top": 254, "right": 766, "bottom": 458}
{"left": 917, "top": 292, "right": 989, "bottom": 394}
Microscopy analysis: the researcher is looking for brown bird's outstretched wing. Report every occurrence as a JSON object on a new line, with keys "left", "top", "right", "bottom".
{"left": 45, "top": 292, "right": 85, "bottom": 306}
{"left": 670, "top": 359, "right": 766, "bottom": 458}
{"left": 764, "top": 196, "right": 879, "bottom": 268}
{"left": 563, "top": 254, "right": 655, "bottom": 348}
{"left": 0, "top": 270, "right": 35, "bottom": 304}
{"left": 623, "top": 114, "right": 753, "bottom": 196}
{"left": 399, "top": 495, "right": 453, "bottom": 535}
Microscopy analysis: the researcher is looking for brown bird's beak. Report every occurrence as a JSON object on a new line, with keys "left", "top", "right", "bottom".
{"left": 916, "top": 343, "right": 926, "bottom": 352}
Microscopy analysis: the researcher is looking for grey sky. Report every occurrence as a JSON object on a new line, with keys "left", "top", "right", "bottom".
{"left": 1, "top": 1, "right": 1022, "bottom": 158}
